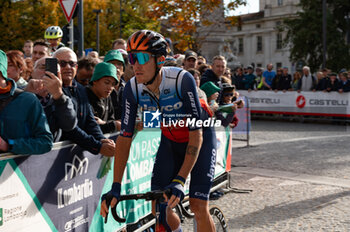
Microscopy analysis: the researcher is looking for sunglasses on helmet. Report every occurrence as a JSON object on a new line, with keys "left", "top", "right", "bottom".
{"left": 128, "top": 52, "right": 155, "bottom": 65}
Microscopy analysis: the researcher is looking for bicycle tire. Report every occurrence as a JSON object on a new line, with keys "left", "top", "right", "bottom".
{"left": 209, "top": 206, "right": 227, "bottom": 232}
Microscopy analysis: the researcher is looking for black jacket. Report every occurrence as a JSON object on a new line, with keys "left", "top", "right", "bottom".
{"left": 62, "top": 79, "right": 105, "bottom": 154}
{"left": 86, "top": 87, "right": 116, "bottom": 134}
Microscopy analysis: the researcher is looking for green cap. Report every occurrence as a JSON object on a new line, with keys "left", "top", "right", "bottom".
{"left": 0, "top": 50, "right": 8, "bottom": 80}
{"left": 90, "top": 62, "right": 119, "bottom": 84}
{"left": 104, "top": 50, "right": 124, "bottom": 64}
{"left": 200, "top": 81, "right": 221, "bottom": 98}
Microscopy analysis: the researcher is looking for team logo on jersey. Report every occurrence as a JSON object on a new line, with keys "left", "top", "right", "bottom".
{"left": 144, "top": 110, "right": 161, "bottom": 128}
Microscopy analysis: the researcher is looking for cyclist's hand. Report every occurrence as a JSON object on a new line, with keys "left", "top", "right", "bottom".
{"left": 100, "top": 182, "right": 121, "bottom": 219}
{"left": 165, "top": 176, "right": 185, "bottom": 209}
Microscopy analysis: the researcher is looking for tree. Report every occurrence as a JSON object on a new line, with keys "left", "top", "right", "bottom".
{"left": 146, "top": 0, "right": 246, "bottom": 52}
{"left": 0, "top": 0, "right": 63, "bottom": 51}
{"left": 282, "top": 0, "right": 350, "bottom": 72}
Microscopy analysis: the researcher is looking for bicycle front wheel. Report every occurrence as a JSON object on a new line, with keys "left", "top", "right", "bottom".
{"left": 209, "top": 206, "right": 227, "bottom": 232}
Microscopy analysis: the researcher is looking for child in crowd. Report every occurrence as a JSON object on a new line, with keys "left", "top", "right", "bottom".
{"left": 200, "top": 81, "right": 221, "bottom": 115}
{"left": 86, "top": 62, "right": 121, "bottom": 134}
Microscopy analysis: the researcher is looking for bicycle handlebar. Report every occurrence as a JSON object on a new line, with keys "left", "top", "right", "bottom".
{"left": 104, "top": 189, "right": 172, "bottom": 223}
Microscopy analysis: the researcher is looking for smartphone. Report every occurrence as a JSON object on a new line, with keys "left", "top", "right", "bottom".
{"left": 45, "top": 58, "right": 58, "bottom": 77}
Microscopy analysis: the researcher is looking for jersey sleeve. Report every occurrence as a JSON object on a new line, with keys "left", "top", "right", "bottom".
{"left": 120, "top": 81, "right": 138, "bottom": 138}
{"left": 180, "top": 71, "right": 202, "bottom": 131}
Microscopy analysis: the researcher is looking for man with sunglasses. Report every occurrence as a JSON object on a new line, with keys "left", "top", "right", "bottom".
{"left": 100, "top": 30, "right": 217, "bottom": 232}
{"left": 53, "top": 47, "right": 115, "bottom": 157}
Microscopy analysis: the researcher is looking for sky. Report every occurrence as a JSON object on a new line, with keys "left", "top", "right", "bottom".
{"left": 225, "top": 0, "right": 260, "bottom": 16}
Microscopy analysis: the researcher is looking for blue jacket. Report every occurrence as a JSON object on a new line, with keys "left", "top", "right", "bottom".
{"left": 62, "top": 79, "right": 105, "bottom": 154}
{"left": 0, "top": 79, "right": 53, "bottom": 154}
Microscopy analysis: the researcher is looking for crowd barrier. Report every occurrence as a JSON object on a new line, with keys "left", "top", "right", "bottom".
{"left": 239, "top": 90, "right": 350, "bottom": 117}
{"left": 0, "top": 126, "right": 232, "bottom": 232}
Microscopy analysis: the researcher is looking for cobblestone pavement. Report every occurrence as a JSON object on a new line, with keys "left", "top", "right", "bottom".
{"left": 182, "top": 120, "right": 350, "bottom": 231}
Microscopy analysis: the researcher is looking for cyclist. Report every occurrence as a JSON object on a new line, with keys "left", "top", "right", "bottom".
{"left": 44, "top": 26, "right": 65, "bottom": 54}
{"left": 100, "top": 30, "right": 216, "bottom": 232}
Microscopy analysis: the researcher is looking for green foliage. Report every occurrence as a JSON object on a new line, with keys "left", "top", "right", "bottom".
{"left": 283, "top": 0, "right": 350, "bottom": 72}
{"left": 0, "top": 0, "right": 245, "bottom": 56}
{"left": 0, "top": 0, "right": 64, "bottom": 51}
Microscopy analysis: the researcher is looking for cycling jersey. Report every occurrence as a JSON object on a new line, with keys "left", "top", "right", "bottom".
{"left": 120, "top": 66, "right": 202, "bottom": 143}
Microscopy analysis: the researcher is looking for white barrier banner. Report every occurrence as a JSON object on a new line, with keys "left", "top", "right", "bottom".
{"left": 240, "top": 90, "right": 350, "bottom": 116}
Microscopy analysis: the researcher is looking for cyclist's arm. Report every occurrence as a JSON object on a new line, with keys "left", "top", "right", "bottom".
{"left": 113, "top": 81, "right": 138, "bottom": 182}
{"left": 177, "top": 71, "right": 203, "bottom": 179}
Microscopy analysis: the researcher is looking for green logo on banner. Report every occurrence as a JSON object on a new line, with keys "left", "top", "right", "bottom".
{"left": 0, "top": 208, "right": 3, "bottom": 226}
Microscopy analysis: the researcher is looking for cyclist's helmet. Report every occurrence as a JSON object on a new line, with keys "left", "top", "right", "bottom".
{"left": 127, "top": 30, "right": 168, "bottom": 56}
{"left": 44, "top": 26, "right": 63, "bottom": 39}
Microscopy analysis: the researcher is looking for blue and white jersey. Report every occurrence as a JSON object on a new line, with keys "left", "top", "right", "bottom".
{"left": 120, "top": 67, "right": 202, "bottom": 142}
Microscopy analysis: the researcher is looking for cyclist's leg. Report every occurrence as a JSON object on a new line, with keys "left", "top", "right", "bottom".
{"left": 151, "top": 134, "right": 187, "bottom": 231}
{"left": 189, "top": 126, "right": 217, "bottom": 231}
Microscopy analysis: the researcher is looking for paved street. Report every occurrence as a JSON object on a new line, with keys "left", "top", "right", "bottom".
{"left": 183, "top": 120, "right": 350, "bottom": 231}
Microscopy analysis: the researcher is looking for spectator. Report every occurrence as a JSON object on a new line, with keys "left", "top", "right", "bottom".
{"left": 313, "top": 71, "right": 327, "bottom": 91}
{"left": 76, "top": 57, "right": 100, "bottom": 86}
{"left": 255, "top": 67, "right": 264, "bottom": 90}
{"left": 164, "top": 57, "right": 177, "bottom": 67}
{"left": 291, "top": 72, "right": 301, "bottom": 91}
{"left": 232, "top": 67, "right": 244, "bottom": 90}
{"left": 87, "top": 51, "right": 99, "bottom": 59}
{"left": 216, "top": 83, "right": 237, "bottom": 127}
{"left": 242, "top": 65, "right": 256, "bottom": 90}
{"left": 23, "top": 57, "right": 33, "bottom": 81}
{"left": 223, "top": 67, "right": 232, "bottom": 80}
{"left": 86, "top": 62, "right": 120, "bottom": 133}
{"left": 32, "top": 39, "right": 50, "bottom": 63}
{"left": 0, "top": 49, "right": 53, "bottom": 154}
{"left": 183, "top": 50, "right": 198, "bottom": 70}
{"left": 23, "top": 40, "right": 33, "bottom": 58}
{"left": 6, "top": 50, "right": 28, "bottom": 89}
{"left": 117, "top": 48, "right": 134, "bottom": 82}
{"left": 104, "top": 49, "right": 125, "bottom": 120}
{"left": 281, "top": 67, "right": 292, "bottom": 91}
{"left": 200, "top": 55, "right": 227, "bottom": 88}
{"left": 298, "top": 66, "right": 316, "bottom": 91}
{"left": 25, "top": 56, "right": 77, "bottom": 141}
{"left": 338, "top": 72, "right": 350, "bottom": 93}
{"left": 188, "top": 68, "right": 207, "bottom": 101}
{"left": 175, "top": 54, "right": 185, "bottom": 68}
{"left": 262, "top": 63, "right": 276, "bottom": 90}
{"left": 273, "top": 67, "right": 291, "bottom": 91}
{"left": 197, "top": 63, "right": 210, "bottom": 76}
{"left": 112, "top": 38, "right": 127, "bottom": 50}
{"left": 325, "top": 73, "right": 339, "bottom": 92}
{"left": 53, "top": 47, "right": 115, "bottom": 157}
{"left": 197, "top": 55, "right": 206, "bottom": 66}
{"left": 200, "top": 81, "right": 220, "bottom": 114}
{"left": 44, "top": 26, "right": 65, "bottom": 53}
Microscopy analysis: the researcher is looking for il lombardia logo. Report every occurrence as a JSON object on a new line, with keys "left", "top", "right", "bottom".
{"left": 143, "top": 110, "right": 221, "bottom": 128}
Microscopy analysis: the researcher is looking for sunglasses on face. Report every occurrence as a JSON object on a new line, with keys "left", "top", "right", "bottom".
{"left": 224, "top": 93, "right": 234, "bottom": 97}
{"left": 59, "top": 60, "right": 77, "bottom": 68}
{"left": 128, "top": 52, "right": 155, "bottom": 65}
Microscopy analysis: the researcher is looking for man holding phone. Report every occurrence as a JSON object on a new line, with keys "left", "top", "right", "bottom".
{"left": 25, "top": 56, "right": 77, "bottom": 141}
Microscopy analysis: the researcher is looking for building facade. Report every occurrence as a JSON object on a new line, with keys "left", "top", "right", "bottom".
{"left": 198, "top": 0, "right": 300, "bottom": 72}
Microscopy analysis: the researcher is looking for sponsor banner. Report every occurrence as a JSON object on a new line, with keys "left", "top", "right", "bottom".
{"left": 240, "top": 90, "right": 350, "bottom": 116}
{"left": 0, "top": 128, "right": 232, "bottom": 231}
